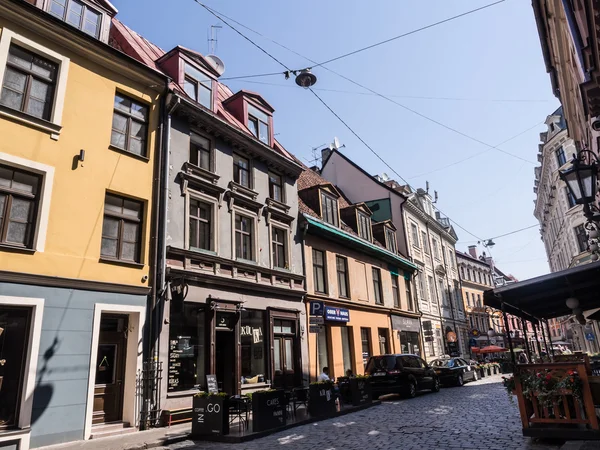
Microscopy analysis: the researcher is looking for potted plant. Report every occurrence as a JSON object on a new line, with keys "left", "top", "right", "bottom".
{"left": 478, "top": 364, "right": 486, "bottom": 378}
{"left": 349, "top": 375, "right": 372, "bottom": 406}
{"left": 251, "top": 389, "right": 286, "bottom": 432}
{"left": 191, "top": 391, "right": 230, "bottom": 436}
{"left": 485, "top": 363, "right": 492, "bottom": 376}
{"left": 309, "top": 381, "right": 336, "bottom": 417}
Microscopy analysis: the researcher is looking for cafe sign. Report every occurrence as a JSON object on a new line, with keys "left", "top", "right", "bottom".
{"left": 324, "top": 306, "right": 350, "bottom": 322}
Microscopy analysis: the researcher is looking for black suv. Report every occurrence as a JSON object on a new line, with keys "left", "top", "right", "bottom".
{"left": 365, "top": 354, "right": 440, "bottom": 399}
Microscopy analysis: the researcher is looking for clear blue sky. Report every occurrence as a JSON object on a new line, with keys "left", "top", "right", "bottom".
{"left": 114, "top": 0, "right": 559, "bottom": 280}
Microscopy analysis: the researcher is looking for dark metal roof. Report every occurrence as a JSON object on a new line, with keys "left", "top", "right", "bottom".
{"left": 484, "top": 261, "right": 600, "bottom": 321}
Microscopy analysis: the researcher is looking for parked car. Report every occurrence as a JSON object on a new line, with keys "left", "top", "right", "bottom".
{"left": 365, "top": 354, "right": 440, "bottom": 399}
{"left": 430, "top": 357, "right": 478, "bottom": 386}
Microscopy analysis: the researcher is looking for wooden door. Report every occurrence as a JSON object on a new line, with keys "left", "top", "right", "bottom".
{"left": 93, "top": 314, "right": 128, "bottom": 425}
{"left": 273, "top": 336, "right": 295, "bottom": 389}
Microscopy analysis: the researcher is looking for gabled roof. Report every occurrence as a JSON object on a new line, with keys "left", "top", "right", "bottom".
{"left": 108, "top": 18, "right": 297, "bottom": 166}
{"left": 223, "top": 90, "right": 275, "bottom": 113}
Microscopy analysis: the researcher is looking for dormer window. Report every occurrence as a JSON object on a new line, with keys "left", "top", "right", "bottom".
{"left": 385, "top": 227, "right": 397, "bottom": 253}
{"left": 183, "top": 63, "right": 212, "bottom": 110}
{"left": 320, "top": 191, "right": 339, "bottom": 227}
{"left": 357, "top": 211, "right": 372, "bottom": 241}
{"left": 49, "top": 0, "right": 102, "bottom": 38}
{"left": 247, "top": 104, "right": 270, "bottom": 145}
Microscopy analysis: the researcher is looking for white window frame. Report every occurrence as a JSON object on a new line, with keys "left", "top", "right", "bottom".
{"left": 184, "top": 189, "right": 219, "bottom": 254}
{"left": 410, "top": 222, "right": 419, "bottom": 248}
{"left": 269, "top": 221, "right": 291, "bottom": 270}
{"left": 0, "top": 295, "right": 45, "bottom": 450}
{"left": 0, "top": 152, "right": 54, "bottom": 252}
{"left": 231, "top": 207, "right": 258, "bottom": 262}
{"left": 0, "top": 29, "right": 70, "bottom": 139}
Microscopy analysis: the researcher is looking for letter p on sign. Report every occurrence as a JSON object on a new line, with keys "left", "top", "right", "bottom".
{"left": 310, "top": 301, "right": 324, "bottom": 317}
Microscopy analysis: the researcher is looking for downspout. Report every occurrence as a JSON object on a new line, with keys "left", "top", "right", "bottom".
{"left": 300, "top": 219, "right": 309, "bottom": 384}
{"left": 438, "top": 230, "right": 459, "bottom": 350}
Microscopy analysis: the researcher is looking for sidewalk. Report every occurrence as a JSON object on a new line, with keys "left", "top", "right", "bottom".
{"left": 36, "top": 423, "right": 191, "bottom": 450}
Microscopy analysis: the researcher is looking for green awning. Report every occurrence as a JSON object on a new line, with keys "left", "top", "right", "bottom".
{"left": 304, "top": 214, "right": 417, "bottom": 273}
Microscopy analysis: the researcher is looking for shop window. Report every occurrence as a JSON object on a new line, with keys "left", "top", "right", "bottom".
{"left": 341, "top": 326, "right": 354, "bottom": 375}
{"left": 240, "top": 310, "right": 266, "bottom": 383}
{"left": 167, "top": 303, "right": 206, "bottom": 392}
{"left": 0, "top": 306, "right": 32, "bottom": 429}
{"left": 400, "top": 330, "right": 420, "bottom": 356}
{"left": 360, "top": 327, "right": 372, "bottom": 369}
{"left": 317, "top": 326, "right": 329, "bottom": 376}
{"left": 378, "top": 328, "right": 390, "bottom": 355}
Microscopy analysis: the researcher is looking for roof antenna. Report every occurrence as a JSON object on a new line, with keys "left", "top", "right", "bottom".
{"left": 433, "top": 190, "right": 439, "bottom": 203}
{"left": 208, "top": 25, "right": 222, "bottom": 55}
{"left": 426, "top": 181, "right": 430, "bottom": 194}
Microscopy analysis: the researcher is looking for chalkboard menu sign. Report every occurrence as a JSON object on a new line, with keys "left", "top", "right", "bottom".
{"left": 168, "top": 336, "right": 192, "bottom": 390}
{"left": 206, "top": 374, "right": 219, "bottom": 394}
{"left": 192, "top": 396, "right": 229, "bottom": 436}
{"left": 252, "top": 390, "right": 286, "bottom": 432}
{"left": 350, "top": 378, "right": 372, "bottom": 406}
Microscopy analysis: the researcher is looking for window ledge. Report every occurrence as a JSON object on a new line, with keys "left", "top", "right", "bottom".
{"left": 0, "top": 104, "right": 62, "bottom": 140}
{"left": 99, "top": 257, "right": 144, "bottom": 269}
{"left": 189, "top": 247, "right": 217, "bottom": 256}
{"left": 235, "top": 257, "right": 258, "bottom": 266}
{"left": 108, "top": 145, "right": 150, "bottom": 162}
{"left": 0, "top": 243, "right": 36, "bottom": 254}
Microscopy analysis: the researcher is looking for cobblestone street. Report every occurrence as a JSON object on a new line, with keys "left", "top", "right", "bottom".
{"left": 165, "top": 375, "right": 566, "bottom": 450}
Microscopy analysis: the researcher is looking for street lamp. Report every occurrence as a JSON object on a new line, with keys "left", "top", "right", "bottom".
{"left": 559, "top": 151, "right": 600, "bottom": 222}
{"left": 487, "top": 328, "right": 496, "bottom": 346}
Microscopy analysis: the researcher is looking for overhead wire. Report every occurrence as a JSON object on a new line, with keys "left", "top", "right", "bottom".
{"left": 191, "top": 0, "right": 535, "bottom": 241}
{"left": 194, "top": 1, "right": 537, "bottom": 166}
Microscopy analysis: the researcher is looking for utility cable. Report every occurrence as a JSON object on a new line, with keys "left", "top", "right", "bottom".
{"left": 311, "top": 0, "right": 507, "bottom": 68}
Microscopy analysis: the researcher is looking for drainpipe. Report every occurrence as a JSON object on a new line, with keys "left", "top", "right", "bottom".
{"left": 437, "top": 229, "right": 459, "bottom": 354}
{"left": 300, "top": 220, "right": 309, "bottom": 385}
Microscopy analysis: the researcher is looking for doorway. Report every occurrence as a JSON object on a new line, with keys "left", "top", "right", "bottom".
{"left": 215, "top": 330, "right": 236, "bottom": 394}
{"left": 93, "top": 314, "right": 128, "bottom": 425}
{"left": 273, "top": 319, "right": 298, "bottom": 389}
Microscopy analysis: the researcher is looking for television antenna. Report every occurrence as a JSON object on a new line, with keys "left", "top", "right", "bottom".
{"left": 208, "top": 25, "right": 223, "bottom": 55}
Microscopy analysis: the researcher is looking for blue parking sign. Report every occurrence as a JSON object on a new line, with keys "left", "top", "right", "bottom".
{"left": 310, "top": 301, "right": 324, "bottom": 316}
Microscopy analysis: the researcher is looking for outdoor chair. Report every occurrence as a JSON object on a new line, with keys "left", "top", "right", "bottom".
{"left": 229, "top": 395, "right": 250, "bottom": 431}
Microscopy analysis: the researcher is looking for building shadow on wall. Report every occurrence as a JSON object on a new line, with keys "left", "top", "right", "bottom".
{"left": 30, "top": 336, "right": 59, "bottom": 425}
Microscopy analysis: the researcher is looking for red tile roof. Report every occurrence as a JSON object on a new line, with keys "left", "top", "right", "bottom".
{"left": 109, "top": 18, "right": 295, "bottom": 163}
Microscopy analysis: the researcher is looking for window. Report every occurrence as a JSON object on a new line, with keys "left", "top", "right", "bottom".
{"left": 235, "top": 214, "right": 254, "bottom": 260}
{"left": 555, "top": 146, "right": 567, "bottom": 167}
{"left": 241, "top": 310, "right": 267, "bottom": 382}
{"left": 438, "top": 278, "right": 447, "bottom": 306}
{"left": 372, "top": 268, "right": 383, "bottom": 305}
{"left": 312, "top": 249, "right": 327, "bottom": 294}
{"left": 317, "top": 326, "right": 330, "bottom": 376}
{"left": 405, "top": 276, "right": 414, "bottom": 311}
{"left": 247, "top": 104, "right": 270, "bottom": 145}
{"left": 183, "top": 63, "right": 212, "bottom": 110}
{"left": 0, "top": 305, "right": 32, "bottom": 429}
{"left": 428, "top": 276, "right": 437, "bottom": 304}
{"left": 336, "top": 256, "right": 350, "bottom": 298}
{"left": 111, "top": 93, "right": 148, "bottom": 156}
{"left": 477, "top": 294, "right": 482, "bottom": 307}
{"left": 385, "top": 227, "right": 397, "bottom": 253}
{"left": 410, "top": 223, "right": 419, "bottom": 247}
{"left": 101, "top": 193, "right": 143, "bottom": 263}
{"left": 466, "top": 292, "right": 471, "bottom": 306}
{"left": 360, "top": 327, "right": 372, "bottom": 368}
{"left": 421, "top": 231, "right": 429, "bottom": 254}
{"left": 448, "top": 250, "right": 454, "bottom": 269}
{"left": 341, "top": 326, "right": 354, "bottom": 375}
{"left": 432, "top": 239, "right": 440, "bottom": 259}
{"left": 0, "top": 164, "right": 41, "bottom": 248}
{"left": 460, "top": 267, "right": 465, "bottom": 279}
{"left": 357, "top": 211, "right": 372, "bottom": 241}
{"left": 190, "top": 133, "right": 212, "bottom": 171}
{"left": 378, "top": 328, "right": 390, "bottom": 354}
{"left": 418, "top": 273, "right": 427, "bottom": 301}
{"left": 575, "top": 225, "right": 588, "bottom": 253}
{"left": 189, "top": 199, "right": 211, "bottom": 251}
{"left": 320, "top": 191, "right": 339, "bottom": 226}
{"left": 565, "top": 187, "right": 576, "bottom": 209}
{"left": 400, "top": 330, "right": 420, "bottom": 356}
{"left": 233, "top": 154, "right": 250, "bottom": 188}
{"left": 477, "top": 271, "right": 482, "bottom": 284}
{"left": 391, "top": 274, "right": 400, "bottom": 308}
{"left": 271, "top": 227, "right": 287, "bottom": 269}
{"left": 1, "top": 45, "right": 58, "bottom": 121}
{"left": 49, "top": 0, "right": 101, "bottom": 37}
{"left": 269, "top": 172, "right": 284, "bottom": 202}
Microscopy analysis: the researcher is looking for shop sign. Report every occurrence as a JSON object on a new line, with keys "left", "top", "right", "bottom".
{"left": 471, "top": 328, "right": 480, "bottom": 337}
{"left": 309, "top": 317, "right": 324, "bottom": 325}
{"left": 309, "top": 325, "right": 322, "bottom": 333}
{"left": 216, "top": 312, "right": 234, "bottom": 330}
{"left": 447, "top": 341, "right": 460, "bottom": 357}
{"left": 310, "top": 300, "right": 324, "bottom": 316}
{"left": 252, "top": 389, "right": 286, "bottom": 432}
{"left": 192, "top": 395, "right": 229, "bottom": 436}
{"left": 586, "top": 332, "right": 595, "bottom": 341}
{"left": 206, "top": 374, "right": 219, "bottom": 394}
{"left": 391, "top": 315, "right": 420, "bottom": 332}
{"left": 324, "top": 306, "right": 350, "bottom": 322}
{"left": 446, "top": 331, "right": 457, "bottom": 343}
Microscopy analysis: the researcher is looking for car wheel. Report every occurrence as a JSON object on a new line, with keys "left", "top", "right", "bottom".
{"left": 456, "top": 374, "right": 464, "bottom": 387}
{"left": 407, "top": 380, "right": 417, "bottom": 398}
{"left": 431, "top": 377, "right": 440, "bottom": 393}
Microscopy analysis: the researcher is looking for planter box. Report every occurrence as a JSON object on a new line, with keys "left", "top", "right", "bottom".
{"left": 478, "top": 368, "right": 486, "bottom": 378}
{"left": 309, "top": 383, "right": 336, "bottom": 418}
{"left": 350, "top": 378, "right": 372, "bottom": 406}
{"left": 252, "top": 390, "right": 286, "bottom": 432}
{"left": 486, "top": 368, "right": 492, "bottom": 376}
{"left": 191, "top": 396, "right": 229, "bottom": 436}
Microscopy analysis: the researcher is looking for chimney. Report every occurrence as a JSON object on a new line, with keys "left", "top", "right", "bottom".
{"left": 468, "top": 245, "right": 478, "bottom": 259}
{"left": 321, "top": 147, "right": 332, "bottom": 168}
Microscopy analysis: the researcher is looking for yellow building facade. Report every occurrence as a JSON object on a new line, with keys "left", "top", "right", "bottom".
{"left": 0, "top": 2, "right": 165, "bottom": 449}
